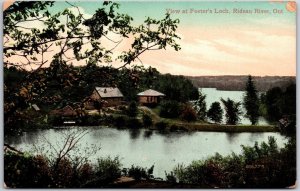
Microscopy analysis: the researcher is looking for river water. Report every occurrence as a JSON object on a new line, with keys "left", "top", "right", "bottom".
{"left": 5, "top": 127, "right": 287, "bottom": 179}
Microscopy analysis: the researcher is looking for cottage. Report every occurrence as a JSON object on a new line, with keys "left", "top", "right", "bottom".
{"left": 50, "top": 105, "right": 77, "bottom": 117}
{"left": 137, "top": 89, "right": 165, "bottom": 105}
{"left": 86, "top": 87, "right": 124, "bottom": 108}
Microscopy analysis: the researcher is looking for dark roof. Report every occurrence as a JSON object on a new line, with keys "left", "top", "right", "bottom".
{"left": 95, "top": 87, "right": 124, "bottom": 98}
{"left": 137, "top": 89, "right": 165, "bottom": 96}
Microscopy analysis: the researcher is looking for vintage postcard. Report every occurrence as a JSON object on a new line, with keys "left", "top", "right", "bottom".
{"left": 3, "top": 1, "right": 296, "bottom": 188}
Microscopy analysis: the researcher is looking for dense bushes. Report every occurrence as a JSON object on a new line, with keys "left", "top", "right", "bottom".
{"left": 159, "top": 101, "right": 182, "bottom": 118}
{"left": 171, "top": 136, "right": 296, "bottom": 188}
{"left": 180, "top": 104, "right": 197, "bottom": 122}
{"left": 125, "top": 165, "right": 154, "bottom": 180}
{"left": 4, "top": 152, "right": 122, "bottom": 188}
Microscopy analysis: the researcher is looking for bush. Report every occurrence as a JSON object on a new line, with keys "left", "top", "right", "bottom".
{"left": 142, "top": 114, "right": 153, "bottom": 127}
{"left": 114, "top": 116, "right": 126, "bottom": 128}
{"left": 159, "top": 100, "right": 181, "bottom": 118}
{"left": 4, "top": 152, "right": 51, "bottom": 188}
{"left": 165, "top": 171, "right": 177, "bottom": 183}
{"left": 95, "top": 157, "right": 122, "bottom": 184}
{"left": 126, "top": 118, "right": 142, "bottom": 129}
{"left": 180, "top": 104, "right": 197, "bottom": 122}
{"left": 126, "top": 165, "right": 154, "bottom": 180}
{"left": 155, "top": 121, "right": 167, "bottom": 131}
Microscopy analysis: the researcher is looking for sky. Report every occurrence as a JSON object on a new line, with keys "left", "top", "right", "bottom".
{"left": 4, "top": 1, "right": 296, "bottom": 76}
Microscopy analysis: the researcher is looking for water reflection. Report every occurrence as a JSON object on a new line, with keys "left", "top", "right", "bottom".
{"left": 4, "top": 127, "right": 287, "bottom": 178}
{"left": 129, "top": 129, "right": 141, "bottom": 139}
{"left": 143, "top": 130, "right": 153, "bottom": 139}
{"left": 226, "top": 133, "right": 240, "bottom": 143}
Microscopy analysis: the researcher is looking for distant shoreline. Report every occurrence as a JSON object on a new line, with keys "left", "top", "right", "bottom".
{"left": 184, "top": 75, "right": 295, "bottom": 91}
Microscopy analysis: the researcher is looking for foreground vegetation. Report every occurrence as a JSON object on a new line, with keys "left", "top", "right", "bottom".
{"left": 4, "top": 136, "right": 295, "bottom": 188}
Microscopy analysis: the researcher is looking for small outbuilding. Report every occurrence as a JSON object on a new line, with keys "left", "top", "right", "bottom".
{"left": 137, "top": 89, "right": 165, "bottom": 105}
{"left": 50, "top": 105, "right": 77, "bottom": 117}
{"left": 87, "top": 87, "right": 124, "bottom": 108}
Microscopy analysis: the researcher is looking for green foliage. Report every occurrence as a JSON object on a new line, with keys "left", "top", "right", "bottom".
{"left": 114, "top": 116, "right": 126, "bottom": 128}
{"left": 125, "top": 165, "right": 154, "bottom": 180}
{"left": 4, "top": 2, "right": 181, "bottom": 70}
{"left": 95, "top": 157, "right": 122, "bottom": 184}
{"left": 193, "top": 91, "right": 207, "bottom": 120}
{"left": 153, "top": 74, "right": 199, "bottom": 102}
{"left": 180, "top": 104, "right": 197, "bottom": 122}
{"left": 142, "top": 114, "right": 153, "bottom": 127}
{"left": 243, "top": 75, "right": 260, "bottom": 125}
{"left": 207, "top": 102, "right": 223, "bottom": 123}
{"left": 155, "top": 121, "right": 168, "bottom": 131}
{"left": 221, "top": 98, "right": 242, "bottom": 125}
{"left": 264, "top": 87, "right": 283, "bottom": 121}
{"left": 165, "top": 171, "right": 177, "bottom": 183}
{"left": 127, "top": 101, "right": 138, "bottom": 117}
{"left": 126, "top": 118, "right": 142, "bottom": 129}
{"left": 172, "top": 136, "right": 296, "bottom": 188}
{"left": 159, "top": 100, "right": 182, "bottom": 118}
{"left": 4, "top": 152, "right": 51, "bottom": 188}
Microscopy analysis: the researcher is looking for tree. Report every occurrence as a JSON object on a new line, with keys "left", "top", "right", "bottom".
{"left": 207, "top": 102, "right": 223, "bottom": 124}
{"left": 221, "top": 98, "right": 242, "bottom": 125}
{"left": 4, "top": 1, "right": 181, "bottom": 70}
{"left": 127, "top": 101, "right": 138, "bottom": 117}
{"left": 243, "top": 75, "right": 259, "bottom": 125}
{"left": 265, "top": 87, "right": 283, "bottom": 121}
{"left": 193, "top": 90, "right": 207, "bottom": 120}
{"left": 159, "top": 100, "right": 181, "bottom": 118}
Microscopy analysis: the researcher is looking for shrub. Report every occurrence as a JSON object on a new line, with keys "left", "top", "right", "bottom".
{"left": 155, "top": 121, "right": 167, "bottom": 131}
{"left": 126, "top": 118, "right": 142, "bottom": 128}
{"left": 165, "top": 171, "right": 177, "bottom": 183}
{"left": 127, "top": 101, "right": 138, "bottom": 117}
{"left": 4, "top": 152, "right": 51, "bottom": 188}
{"left": 180, "top": 104, "right": 197, "bottom": 122}
{"left": 142, "top": 114, "right": 153, "bottom": 127}
{"left": 159, "top": 100, "right": 181, "bottom": 118}
{"left": 95, "top": 157, "right": 122, "bottom": 184}
{"left": 126, "top": 165, "right": 154, "bottom": 180}
{"left": 114, "top": 116, "right": 126, "bottom": 128}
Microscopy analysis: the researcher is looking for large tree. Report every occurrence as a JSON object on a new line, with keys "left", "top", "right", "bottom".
{"left": 221, "top": 98, "right": 242, "bottom": 125}
{"left": 4, "top": 1, "right": 181, "bottom": 70}
{"left": 243, "top": 75, "right": 260, "bottom": 125}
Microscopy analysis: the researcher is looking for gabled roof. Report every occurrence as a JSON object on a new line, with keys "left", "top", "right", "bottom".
{"left": 137, "top": 89, "right": 165, "bottom": 96}
{"left": 95, "top": 87, "right": 124, "bottom": 98}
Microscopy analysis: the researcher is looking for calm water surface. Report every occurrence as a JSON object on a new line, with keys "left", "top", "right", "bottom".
{"left": 200, "top": 88, "right": 269, "bottom": 125}
{"left": 5, "top": 127, "right": 287, "bottom": 178}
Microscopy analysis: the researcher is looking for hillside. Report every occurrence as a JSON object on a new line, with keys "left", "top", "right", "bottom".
{"left": 185, "top": 76, "right": 296, "bottom": 91}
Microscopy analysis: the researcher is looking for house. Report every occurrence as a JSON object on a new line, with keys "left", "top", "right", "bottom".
{"left": 137, "top": 89, "right": 165, "bottom": 105}
{"left": 50, "top": 105, "right": 77, "bottom": 117}
{"left": 85, "top": 87, "right": 124, "bottom": 108}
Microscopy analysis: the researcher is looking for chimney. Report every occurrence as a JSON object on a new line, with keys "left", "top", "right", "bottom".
{"left": 104, "top": 88, "right": 107, "bottom": 93}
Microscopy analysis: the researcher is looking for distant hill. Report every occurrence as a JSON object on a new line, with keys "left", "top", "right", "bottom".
{"left": 185, "top": 76, "right": 296, "bottom": 91}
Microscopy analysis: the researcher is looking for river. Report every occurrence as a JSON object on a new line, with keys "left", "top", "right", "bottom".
{"left": 5, "top": 127, "right": 287, "bottom": 179}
